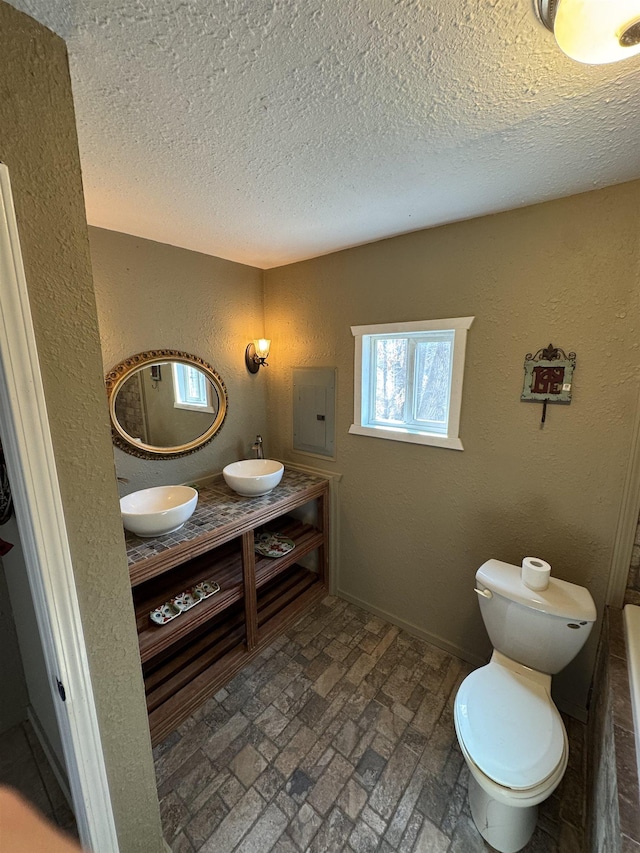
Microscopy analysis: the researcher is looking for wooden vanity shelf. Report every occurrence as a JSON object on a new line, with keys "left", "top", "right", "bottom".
{"left": 125, "top": 468, "right": 329, "bottom": 745}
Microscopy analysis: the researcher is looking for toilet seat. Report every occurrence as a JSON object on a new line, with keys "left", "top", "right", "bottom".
{"left": 454, "top": 657, "right": 566, "bottom": 791}
{"left": 457, "top": 730, "right": 568, "bottom": 808}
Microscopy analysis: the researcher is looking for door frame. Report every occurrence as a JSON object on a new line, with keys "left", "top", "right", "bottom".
{"left": 0, "top": 164, "right": 119, "bottom": 851}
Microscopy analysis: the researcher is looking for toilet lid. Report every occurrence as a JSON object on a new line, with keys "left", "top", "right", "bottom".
{"left": 455, "top": 663, "right": 565, "bottom": 790}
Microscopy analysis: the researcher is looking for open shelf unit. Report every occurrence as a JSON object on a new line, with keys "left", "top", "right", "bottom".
{"left": 126, "top": 470, "right": 329, "bottom": 745}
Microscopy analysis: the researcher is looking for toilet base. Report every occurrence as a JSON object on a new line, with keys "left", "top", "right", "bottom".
{"left": 468, "top": 775, "right": 537, "bottom": 853}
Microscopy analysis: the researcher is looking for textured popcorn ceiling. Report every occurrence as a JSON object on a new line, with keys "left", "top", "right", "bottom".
{"left": 9, "top": 0, "right": 640, "bottom": 268}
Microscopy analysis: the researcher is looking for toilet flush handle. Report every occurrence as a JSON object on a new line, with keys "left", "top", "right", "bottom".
{"left": 474, "top": 587, "right": 493, "bottom": 599}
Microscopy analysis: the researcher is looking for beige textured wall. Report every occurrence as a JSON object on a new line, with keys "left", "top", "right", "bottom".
{"left": 264, "top": 181, "right": 640, "bottom": 714}
{"left": 0, "top": 4, "right": 165, "bottom": 850}
{"left": 89, "top": 227, "right": 268, "bottom": 493}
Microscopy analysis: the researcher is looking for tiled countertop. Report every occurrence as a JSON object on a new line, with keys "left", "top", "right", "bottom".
{"left": 124, "top": 468, "right": 327, "bottom": 570}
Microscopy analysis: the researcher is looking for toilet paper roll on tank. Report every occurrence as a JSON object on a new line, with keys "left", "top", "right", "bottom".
{"left": 521, "top": 556, "right": 551, "bottom": 591}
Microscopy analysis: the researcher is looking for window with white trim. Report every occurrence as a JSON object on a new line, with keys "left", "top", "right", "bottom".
{"left": 172, "top": 363, "right": 215, "bottom": 413}
{"left": 349, "top": 317, "right": 473, "bottom": 450}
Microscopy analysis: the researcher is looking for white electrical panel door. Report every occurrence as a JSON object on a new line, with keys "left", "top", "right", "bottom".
{"left": 293, "top": 368, "right": 336, "bottom": 458}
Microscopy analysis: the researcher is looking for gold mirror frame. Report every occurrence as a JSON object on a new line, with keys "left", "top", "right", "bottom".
{"left": 105, "top": 350, "right": 228, "bottom": 459}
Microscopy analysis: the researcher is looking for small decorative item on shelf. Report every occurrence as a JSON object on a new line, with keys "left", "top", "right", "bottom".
{"left": 254, "top": 532, "right": 296, "bottom": 558}
{"left": 149, "top": 580, "right": 221, "bottom": 626}
{"left": 150, "top": 602, "right": 182, "bottom": 625}
{"left": 194, "top": 580, "right": 220, "bottom": 598}
{"left": 173, "top": 589, "right": 202, "bottom": 612}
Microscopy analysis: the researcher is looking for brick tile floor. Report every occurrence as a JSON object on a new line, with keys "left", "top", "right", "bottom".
{"left": 154, "top": 596, "right": 587, "bottom": 852}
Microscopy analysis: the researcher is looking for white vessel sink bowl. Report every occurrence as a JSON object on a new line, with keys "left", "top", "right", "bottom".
{"left": 120, "top": 485, "right": 198, "bottom": 537}
{"left": 222, "top": 459, "right": 284, "bottom": 497}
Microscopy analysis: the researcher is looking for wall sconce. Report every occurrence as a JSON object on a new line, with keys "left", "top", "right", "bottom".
{"left": 245, "top": 339, "right": 271, "bottom": 373}
{"left": 537, "top": 0, "right": 640, "bottom": 64}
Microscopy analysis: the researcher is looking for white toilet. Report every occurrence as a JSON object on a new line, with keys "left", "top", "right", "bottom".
{"left": 454, "top": 559, "right": 596, "bottom": 853}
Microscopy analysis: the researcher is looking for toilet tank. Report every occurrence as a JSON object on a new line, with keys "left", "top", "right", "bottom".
{"left": 475, "top": 559, "right": 597, "bottom": 674}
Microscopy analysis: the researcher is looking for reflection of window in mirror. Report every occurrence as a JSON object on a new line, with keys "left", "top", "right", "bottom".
{"left": 172, "top": 364, "right": 216, "bottom": 413}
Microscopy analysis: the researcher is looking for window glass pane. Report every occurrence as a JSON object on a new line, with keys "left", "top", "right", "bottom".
{"left": 414, "top": 340, "right": 452, "bottom": 425}
{"left": 186, "top": 367, "right": 206, "bottom": 405}
{"left": 174, "top": 365, "right": 209, "bottom": 407}
{"left": 373, "top": 337, "right": 407, "bottom": 423}
{"left": 352, "top": 317, "right": 472, "bottom": 448}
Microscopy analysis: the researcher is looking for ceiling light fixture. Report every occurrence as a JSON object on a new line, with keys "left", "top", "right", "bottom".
{"left": 537, "top": 0, "right": 640, "bottom": 64}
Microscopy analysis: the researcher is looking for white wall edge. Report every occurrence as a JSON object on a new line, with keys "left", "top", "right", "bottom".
{"left": 0, "top": 164, "right": 119, "bottom": 851}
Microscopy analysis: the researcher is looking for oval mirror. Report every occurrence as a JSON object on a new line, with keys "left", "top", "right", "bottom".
{"left": 105, "top": 350, "right": 228, "bottom": 459}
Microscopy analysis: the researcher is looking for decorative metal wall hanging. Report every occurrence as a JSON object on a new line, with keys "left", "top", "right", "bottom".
{"left": 521, "top": 343, "right": 576, "bottom": 425}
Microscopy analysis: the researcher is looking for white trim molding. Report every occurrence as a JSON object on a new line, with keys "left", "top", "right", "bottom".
{"left": 0, "top": 164, "right": 119, "bottom": 851}
{"left": 348, "top": 422, "right": 464, "bottom": 450}
{"left": 349, "top": 316, "right": 474, "bottom": 450}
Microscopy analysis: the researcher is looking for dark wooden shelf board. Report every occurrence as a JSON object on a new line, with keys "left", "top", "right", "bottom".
{"left": 148, "top": 643, "right": 249, "bottom": 744}
{"left": 136, "top": 518, "right": 323, "bottom": 664}
{"left": 146, "top": 565, "right": 326, "bottom": 745}
{"left": 136, "top": 476, "right": 330, "bottom": 746}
